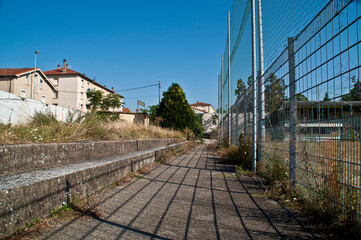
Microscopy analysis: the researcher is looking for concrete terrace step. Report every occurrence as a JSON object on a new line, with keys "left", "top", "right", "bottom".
{"left": 0, "top": 139, "right": 175, "bottom": 176}
{"left": 0, "top": 140, "right": 185, "bottom": 234}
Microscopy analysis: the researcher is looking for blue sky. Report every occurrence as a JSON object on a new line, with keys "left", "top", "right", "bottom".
{"left": 0, "top": 0, "right": 233, "bottom": 111}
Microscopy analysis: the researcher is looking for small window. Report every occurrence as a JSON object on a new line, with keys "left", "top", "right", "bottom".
{"left": 20, "top": 89, "right": 26, "bottom": 98}
{"left": 53, "top": 92, "right": 58, "bottom": 98}
{"left": 81, "top": 80, "right": 84, "bottom": 88}
{"left": 40, "top": 79, "right": 44, "bottom": 89}
{"left": 81, "top": 92, "right": 84, "bottom": 100}
{"left": 53, "top": 78, "right": 59, "bottom": 86}
{"left": 25, "top": 75, "right": 30, "bottom": 85}
{"left": 41, "top": 96, "right": 46, "bottom": 103}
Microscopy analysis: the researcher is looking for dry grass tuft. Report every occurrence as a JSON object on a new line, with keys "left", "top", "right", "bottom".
{"left": 0, "top": 112, "right": 185, "bottom": 145}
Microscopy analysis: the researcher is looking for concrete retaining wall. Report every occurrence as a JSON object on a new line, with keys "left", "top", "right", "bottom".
{"left": 0, "top": 139, "right": 175, "bottom": 176}
{"left": 0, "top": 140, "right": 186, "bottom": 234}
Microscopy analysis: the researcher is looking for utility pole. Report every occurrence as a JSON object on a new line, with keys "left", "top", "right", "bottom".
{"left": 31, "top": 51, "right": 39, "bottom": 99}
{"left": 158, "top": 80, "right": 161, "bottom": 104}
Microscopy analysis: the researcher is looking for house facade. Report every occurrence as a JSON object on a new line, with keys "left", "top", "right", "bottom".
{"left": 0, "top": 68, "right": 57, "bottom": 104}
{"left": 44, "top": 59, "right": 123, "bottom": 112}
{"left": 190, "top": 102, "right": 216, "bottom": 114}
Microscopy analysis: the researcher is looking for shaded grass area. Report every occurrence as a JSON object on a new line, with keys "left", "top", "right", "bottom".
{"left": 0, "top": 141, "right": 198, "bottom": 240}
{"left": 0, "top": 112, "right": 185, "bottom": 145}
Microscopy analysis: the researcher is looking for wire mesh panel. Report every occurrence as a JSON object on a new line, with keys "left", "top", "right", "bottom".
{"left": 292, "top": 0, "right": 361, "bottom": 216}
{"left": 219, "top": 0, "right": 361, "bottom": 219}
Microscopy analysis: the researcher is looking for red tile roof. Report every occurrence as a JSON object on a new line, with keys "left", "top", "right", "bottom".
{"left": 0, "top": 68, "right": 38, "bottom": 76}
{"left": 122, "top": 108, "right": 131, "bottom": 113}
{"left": 43, "top": 68, "right": 79, "bottom": 75}
{"left": 190, "top": 102, "right": 211, "bottom": 106}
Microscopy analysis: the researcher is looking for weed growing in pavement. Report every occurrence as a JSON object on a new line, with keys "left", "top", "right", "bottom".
{"left": 156, "top": 141, "right": 198, "bottom": 164}
{"left": 218, "top": 133, "right": 252, "bottom": 171}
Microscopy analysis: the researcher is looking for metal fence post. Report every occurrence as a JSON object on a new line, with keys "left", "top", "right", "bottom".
{"left": 288, "top": 37, "right": 297, "bottom": 185}
{"left": 236, "top": 102, "right": 239, "bottom": 143}
{"left": 257, "top": 0, "right": 265, "bottom": 164}
{"left": 220, "top": 54, "right": 224, "bottom": 142}
{"left": 218, "top": 74, "right": 221, "bottom": 143}
{"left": 244, "top": 90, "right": 247, "bottom": 140}
{"left": 227, "top": 11, "right": 232, "bottom": 146}
{"left": 251, "top": 0, "right": 257, "bottom": 172}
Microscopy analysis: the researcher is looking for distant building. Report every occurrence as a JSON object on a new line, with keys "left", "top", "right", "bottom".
{"left": 44, "top": 59, "right": 123, "bottom": 112}
{"left": 122, "top": 108, "right": 131, "bottom": 113}
{"left": 0, "top": 68, "right": 57, "bottom": 105}
{"left": 190, "top": 101, "right": 217, "bottom": 136}
{"left": 190, "top": 101, "right": 216, "bottom": 114}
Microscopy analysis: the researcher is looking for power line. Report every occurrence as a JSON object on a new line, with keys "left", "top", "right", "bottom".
{"left": 114, "top": 83, "right": 158, "bottom": 92}
{"left": 126, "top": 95, "right": 158, "bottom": 100}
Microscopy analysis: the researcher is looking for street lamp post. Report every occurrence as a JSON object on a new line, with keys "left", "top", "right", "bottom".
{"left": 31, "top": 51, "right": 40, "bottom": 99}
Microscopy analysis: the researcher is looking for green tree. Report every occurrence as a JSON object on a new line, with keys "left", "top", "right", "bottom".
{"left": 156, "top": 83, "right": 203, "bottom": 138}
{"left": 265, "top": 73, "right": 285, "bottom": 113}
{"left": 86, "top": 90, "right": 103, "bottom": 111}
{"left": 247, "top": 75, "right": 253, "bottom": 87}
{"left": 87, "top": 90, "right": 122, "bottom": 113}
{"left": 323, "top": 92, "right": 331, "bottom": 101}
{"left": 342, "top": 76, "right": 361, "bottom": 101}
{"left": 102, "top": 93, "right": 122, "bottom": 112}
{"left": 235, "top": 78, "right": 246, "bottom": 99}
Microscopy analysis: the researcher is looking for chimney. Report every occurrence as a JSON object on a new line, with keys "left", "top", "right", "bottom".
{"left": 63, "top": 59, "right": 67, "bottom": 73}
{"left": 112, "top": 87, "right": 114, "bottom": 92}
{"left": 57, "top": 64, "right": 60, "bottom": 69}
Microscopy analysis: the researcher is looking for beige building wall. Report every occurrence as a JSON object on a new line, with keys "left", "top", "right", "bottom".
{"left": 50, "top": 76, "right": 79, "bottom": 110}
{"left": 0, "top": 76, "right": 15, "bottom": 95}
{"left": 47, "top": 73, "right": 122, "bottom": 112}
{"left": 118, "top": 113, "right": 149, "bottom": 127}
{"left": 0, "top": 73, "right": 56, "bottom": 105}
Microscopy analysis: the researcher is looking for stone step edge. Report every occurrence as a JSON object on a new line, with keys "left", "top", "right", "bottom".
{"left": 0, "top": 142, "right": 186, "bottom": 233}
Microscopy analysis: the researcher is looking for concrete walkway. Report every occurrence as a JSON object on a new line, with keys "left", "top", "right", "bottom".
{"left": 41, "top": 144, "right": 316, "bottom": 240}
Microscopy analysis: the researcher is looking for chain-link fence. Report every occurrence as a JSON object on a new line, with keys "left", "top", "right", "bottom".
{"left": 219, "top": 0, "right": 361, "bottom": 218}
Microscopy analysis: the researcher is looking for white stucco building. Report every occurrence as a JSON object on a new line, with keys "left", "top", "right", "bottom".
{"left": 190, "top": 102, "right": 216, "bottom": 114}
{"left": 44, "top": 59, "right": 123, "bottom": 112}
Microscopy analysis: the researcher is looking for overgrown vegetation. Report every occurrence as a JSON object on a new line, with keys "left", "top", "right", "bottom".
{"left": 0, "top": 111, "right": 185, "bottom": 145}
{"left": 217, "top": 133, "right": 252, "bottom": 172}
{"left": 218, "top": 131, "right": 361, "bottom": 238}
{"left": 259, "top": 141, "right": 361, "bottom": 239}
